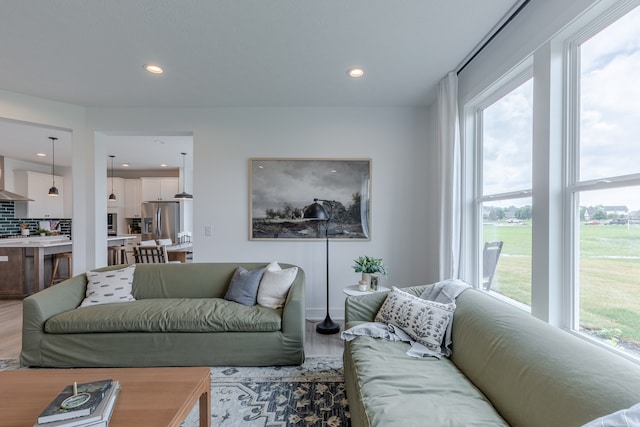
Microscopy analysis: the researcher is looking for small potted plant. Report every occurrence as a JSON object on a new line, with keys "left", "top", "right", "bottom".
{"left": 20, "top": 223, "right": 30, "bottom": 236}
{"left": 352, "top": 256, "right": 387, "bottom": 289}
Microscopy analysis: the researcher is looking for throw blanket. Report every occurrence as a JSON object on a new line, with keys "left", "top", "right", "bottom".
{"left": 341, "top": 279, "right": 471, "bottom": 359}
{"left": 581, "top": 403, "right": 640, "bottom": 427}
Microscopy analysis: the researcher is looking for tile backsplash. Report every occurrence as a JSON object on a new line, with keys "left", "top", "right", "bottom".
{"left": 0, "top": 201, "right": 71, "bottom": 237}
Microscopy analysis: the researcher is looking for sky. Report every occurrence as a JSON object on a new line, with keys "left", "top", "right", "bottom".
{"left": 251, "top": 159, "right": 370, "bottom": 218}
{"left": 482, "top": 4, "right": 640, "bottom": 213}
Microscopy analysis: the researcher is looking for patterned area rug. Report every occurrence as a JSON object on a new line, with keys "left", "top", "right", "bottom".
{"left": 182, "top": 356, "right": 349, "bottom": 427}
{"left": 1, "top": 357, "right": 350, "bottom": 427}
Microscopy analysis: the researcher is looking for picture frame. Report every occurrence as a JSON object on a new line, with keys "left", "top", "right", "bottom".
{"left": 249, "top": 158, "right": 372, "bottom": 240}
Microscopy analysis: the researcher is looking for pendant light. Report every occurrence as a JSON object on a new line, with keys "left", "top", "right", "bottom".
{"left": 174, "top": 152, "right": 193, "bottom": 200}
{"left": 108, "top": 155, "right": 117, "bottom": 201}
{"left": 47, "top": 137, "right": 59, "bottom": 197}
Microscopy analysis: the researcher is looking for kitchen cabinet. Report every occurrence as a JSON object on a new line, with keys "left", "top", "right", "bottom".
{"left": 14, "top": 170, "right": 64, "bottom": 218}
{"left": 106, "top": 177, "right": 125, "bottom": 207}
{"left": 124, "top": 179, "right": 142, "bottom": 218}
{"left": 140, "top": 177, "right": 179, "bottom": 201}
{"left": 0, "top": 247, "right": 28, "bottom": 298}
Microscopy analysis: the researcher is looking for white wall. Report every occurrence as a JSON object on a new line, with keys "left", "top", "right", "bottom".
{"left": 0, "top": 90, "right": 435, "bottom": 319}
{"left": 83, "top": 106, "right": 431, "bottom": 319}
{"left": 0, "top": 90, "right": 87, "bottom": 274}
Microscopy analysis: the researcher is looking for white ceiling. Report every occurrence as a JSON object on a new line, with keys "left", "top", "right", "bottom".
{"left": 0, "top": 0, "right": 520, "bottom": 168}
{"left": 0, "top": 118, "right": 192, "bottom": 171}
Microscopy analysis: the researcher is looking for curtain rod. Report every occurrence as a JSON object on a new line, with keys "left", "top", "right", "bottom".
{"left": 456, "top": 0, "right": 531, "bottom": 75}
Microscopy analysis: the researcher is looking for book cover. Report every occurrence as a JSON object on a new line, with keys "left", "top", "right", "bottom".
{"left": 37, "top": 379, "right": 113, "bottom": 424}
{"left": 34, "top": 381, "right": 120, "bottom": 427}
{"left": 76, "top": 385, "right": 120, "bottom": 427}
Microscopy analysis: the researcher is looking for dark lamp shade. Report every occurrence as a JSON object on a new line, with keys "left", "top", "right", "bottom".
{"left": 174, "top": 191, "right": 193, "bottom": 200}
{"left": 108, "top": 193, "right": 117, "bottom": 201}
{"left": 303, "top": 202, "right": 328, "bottom": 220}
{"left": 48, "top": 186, "right": 59, "bottom": 196}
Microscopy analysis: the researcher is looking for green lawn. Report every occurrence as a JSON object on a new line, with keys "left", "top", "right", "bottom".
{"left": 484, "top": 223, "right": 640, "bottom": 346}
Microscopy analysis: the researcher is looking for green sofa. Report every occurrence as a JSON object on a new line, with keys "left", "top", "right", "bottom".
{"left": 20, "top": 262, "right": 305, "bottom": 368}
{"left": 344, "top": 285, "right": 640, "bottom": 427}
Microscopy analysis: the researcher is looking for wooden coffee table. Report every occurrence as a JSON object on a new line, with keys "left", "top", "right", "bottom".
{"left": 0, "top": 367, "right": 210, "bottom": 427}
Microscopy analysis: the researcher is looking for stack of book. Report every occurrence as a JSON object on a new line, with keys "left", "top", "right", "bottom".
{"left": 34, "top": 379, "right": 121, "bottom": 427}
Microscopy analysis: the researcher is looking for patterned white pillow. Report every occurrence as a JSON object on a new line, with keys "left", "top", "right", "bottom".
{"left": 80, "top": 265, "right": 136, "bottom": 307}
{"left": 375, "top": 287, "right": 456, "bottom": 353}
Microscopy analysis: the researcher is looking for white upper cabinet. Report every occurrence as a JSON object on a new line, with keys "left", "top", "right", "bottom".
{"left": 140, "top": 177, "right": 179, "bottom": 201}
{"left": 124, "top": 179, "right": 142, "bottom": 218}
{"left": 14, "top": 170, "right": 64, "bottom": 218}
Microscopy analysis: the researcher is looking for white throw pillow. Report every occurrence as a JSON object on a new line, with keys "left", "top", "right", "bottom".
{"left": 375, "top": 287, "right": 456, "bottom": 353}
{"left": 80, "top": 265, "right": 136, "bottom": 307}
{"left": 257, "top": 262, "right": 298, "bottom": 309}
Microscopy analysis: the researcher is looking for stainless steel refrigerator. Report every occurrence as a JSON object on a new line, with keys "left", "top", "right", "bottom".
{"left": 141, "top": 202, "right": 181, "bottom": 243}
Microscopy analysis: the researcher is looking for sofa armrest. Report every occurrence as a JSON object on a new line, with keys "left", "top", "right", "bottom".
{"left": 281, "top": 268, "right": 305, "bottom": 337}
{"left": 344, "top": 292, "right": 389, "bottom": 324}
{"left": 20, "top": 274, "right": 87, "bottom": 366}
{"left": 344, "top": 284, "right": 428, "bottom": 324}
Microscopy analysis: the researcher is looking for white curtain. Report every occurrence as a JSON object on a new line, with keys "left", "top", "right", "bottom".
{"left": 437, "top": 71, "right": 461, "bottom": 280}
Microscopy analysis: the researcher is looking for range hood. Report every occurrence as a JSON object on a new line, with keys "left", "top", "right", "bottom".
{"left": 0, "top": 156, "right": 33, "bottom": 201}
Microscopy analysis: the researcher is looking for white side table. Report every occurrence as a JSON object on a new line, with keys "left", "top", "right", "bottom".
{"left": 343, "top": 284, "right": 391, "bottom": 296}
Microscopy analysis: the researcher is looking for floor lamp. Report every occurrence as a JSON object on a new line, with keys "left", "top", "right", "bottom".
{"left": 304, "top": 198, "right": 340, "bottom": 335}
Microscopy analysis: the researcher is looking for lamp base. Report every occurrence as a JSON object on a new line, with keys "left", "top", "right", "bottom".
{"left": 316, "top": 314, "right": 340, "bottom": 335}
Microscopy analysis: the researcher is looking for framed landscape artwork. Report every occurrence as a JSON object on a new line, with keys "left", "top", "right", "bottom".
{"left": 250, "top": 158, "right": 372, "bottom": 240}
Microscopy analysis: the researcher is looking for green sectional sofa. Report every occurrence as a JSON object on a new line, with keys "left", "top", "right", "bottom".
{"left": 344, "top": 285, "right": 640, "bottom": 427}
{"left": 20, "top": 262, "right": 305, "bottom": 368}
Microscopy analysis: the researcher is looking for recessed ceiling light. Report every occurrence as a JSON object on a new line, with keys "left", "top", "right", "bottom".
{"left": 144, "top": 64, "right": 164, "bottom": 74}
{"left": 160, "top": 163, "right": 168, "bottom": 167}
{"left": 36, "top": 152, "right": 46, "bottom": 157}
{"left": 347, "top": 67, "right": 364, "bottom": 78}
{"left": 122, "top": 163, "right": 130, "bottom": 167}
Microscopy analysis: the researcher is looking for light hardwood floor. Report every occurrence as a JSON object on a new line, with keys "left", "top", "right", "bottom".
{"left": 0, "top": 300, "right": 344, "bottom": 360}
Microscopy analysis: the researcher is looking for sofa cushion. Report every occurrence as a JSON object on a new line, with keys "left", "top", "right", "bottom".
{"left": 344, "top": 334, "right": 509, "bottom": 426}
{"left": 80, "top": 265, "right": 136, "bottom": 307}
{"left": 375, "top": 287, "right": 455, "bottom": 353}
{"left": 257, "top": 262, "right": 298, "bottom": 309}
{"left": 46, "top": 298, "right": 282, "bottom": 333}
{"left": 224, "top": 266, "right": 265, "bottom": 306}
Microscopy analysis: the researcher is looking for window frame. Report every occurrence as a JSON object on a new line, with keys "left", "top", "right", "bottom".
{"left": 466, "top": 62, "right": 534, "bottom": 301}
{"left": 563, "top": 0, "right": 640, "bottom": 355}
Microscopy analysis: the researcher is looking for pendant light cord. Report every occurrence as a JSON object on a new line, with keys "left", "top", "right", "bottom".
{"left": 49, "top": 136, "right": 57, "bottom": 186}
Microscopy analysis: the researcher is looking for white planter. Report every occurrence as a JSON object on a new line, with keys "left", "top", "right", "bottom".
{"left": 361, "top": 272, "right": 371, "bottom": 286}
{"left": 21, "top": 229, "right": 29, "bottom": 236}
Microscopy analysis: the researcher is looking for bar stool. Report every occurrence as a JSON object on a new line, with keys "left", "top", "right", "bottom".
{"left": 50, "top": 252, "right": 72, "bottom": 287}
{"left": 108, "top": 246, "right": 127, "bottom": 265}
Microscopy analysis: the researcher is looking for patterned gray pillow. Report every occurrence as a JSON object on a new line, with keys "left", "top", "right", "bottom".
{"left": 375, "top": 286, "right": 456, "bottom": 352}
{"left": 80, "top": 265, "right": 136, "bottom": 307}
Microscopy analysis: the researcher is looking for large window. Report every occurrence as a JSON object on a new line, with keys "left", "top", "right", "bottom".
{"left": 476, "top": 77, "right": 533, "bottom": 306}
{"left": 568, "top": 3, "right": 640, "bottom": 356}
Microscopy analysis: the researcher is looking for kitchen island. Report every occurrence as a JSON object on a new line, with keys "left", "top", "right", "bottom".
{"left": 0, "top": 235, "right": 138, "bottom": 299}
{"left": 0, "top": 236, "right": 72, "bottom": 299}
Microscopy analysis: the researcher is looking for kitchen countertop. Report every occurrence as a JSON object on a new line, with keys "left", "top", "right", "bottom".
{"left": 0, "top": 235, "right": 138, "bottom": 248}
{"left": 0, "top": 235, "right": 72, "bottom": 248}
